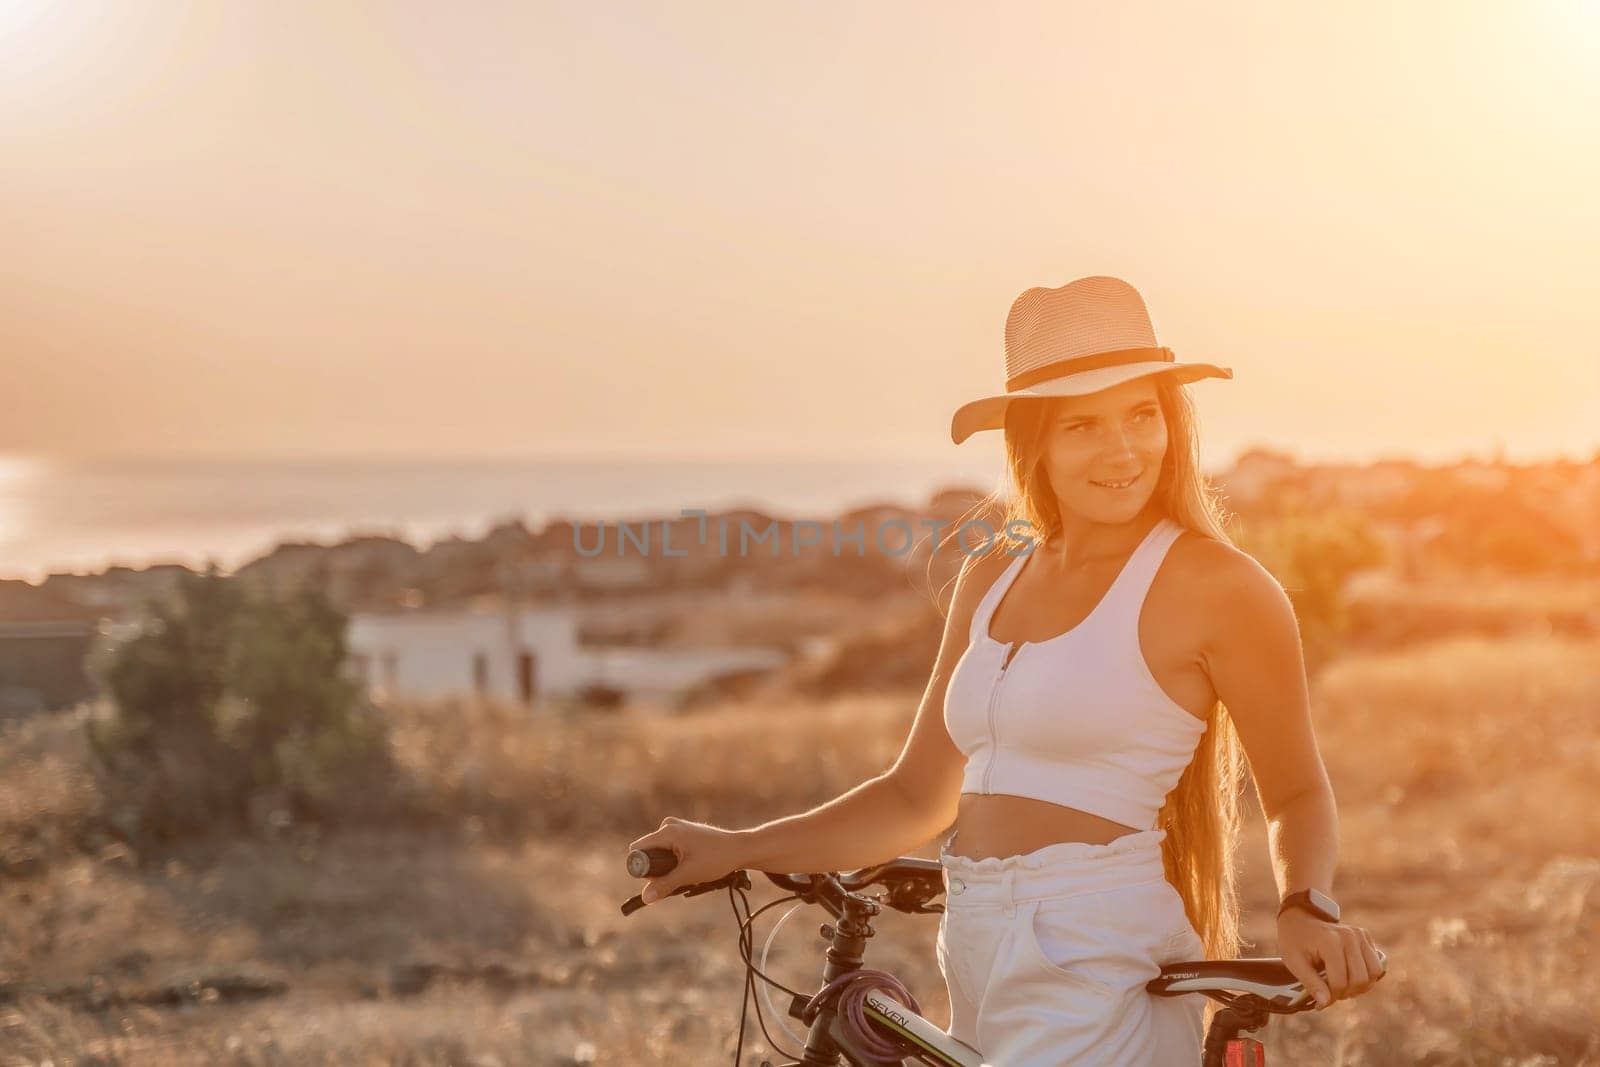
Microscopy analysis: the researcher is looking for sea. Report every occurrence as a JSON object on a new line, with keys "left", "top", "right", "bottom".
{"left": 0, "top": 454, "right": 1011, "bottom": 582}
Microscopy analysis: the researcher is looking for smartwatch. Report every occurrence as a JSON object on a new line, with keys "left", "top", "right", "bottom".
{"left": 1277, "top": 888, "right": 1340, "bottom": 924}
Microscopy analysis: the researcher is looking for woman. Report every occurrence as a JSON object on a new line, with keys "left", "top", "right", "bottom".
{"left": 627, "top": 276, "right": 1384, "bottom": 1064}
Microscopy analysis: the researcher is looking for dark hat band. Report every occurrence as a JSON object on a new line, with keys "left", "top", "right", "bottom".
{"left": 1005, "top": 346, "right": 1174, "bottom": 392}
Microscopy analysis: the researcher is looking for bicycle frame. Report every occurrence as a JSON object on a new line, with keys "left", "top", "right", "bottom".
{"left": 772, "top": 886, "right": 989, "bottom": 1067}
{"left": 807, "top": 987, "right": 986, "bottom": 1067}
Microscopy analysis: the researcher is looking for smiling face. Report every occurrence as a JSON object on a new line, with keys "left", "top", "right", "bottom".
{"left": 1037, "top": 374, "right": 1169, "bottom": 524}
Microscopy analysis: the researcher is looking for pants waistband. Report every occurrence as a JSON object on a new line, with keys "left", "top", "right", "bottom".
{"left": 938, "top": 828, "right": 1169, "bottom": 909}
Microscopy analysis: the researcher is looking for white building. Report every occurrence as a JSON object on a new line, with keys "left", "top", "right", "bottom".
{"left": 347, "top": 606, "right": 583, "bottom": 704}
{"left": 345, "top": 605, "right": 787, "bottom": 707}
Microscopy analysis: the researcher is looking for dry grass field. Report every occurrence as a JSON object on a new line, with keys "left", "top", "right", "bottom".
{"left": 2, "top": 631, "right": 1597, "bottom": 1065}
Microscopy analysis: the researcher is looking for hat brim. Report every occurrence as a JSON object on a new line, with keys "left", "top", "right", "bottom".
{"left": 950, "top": 360, "right": 1233, "bottom": 445}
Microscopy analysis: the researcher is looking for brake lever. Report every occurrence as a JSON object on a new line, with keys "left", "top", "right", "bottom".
{"left": 682, "top": 870, "right": 752, "bottom": 898}
{"left": 620, "top": 870, "right": 752, "bottom": 917}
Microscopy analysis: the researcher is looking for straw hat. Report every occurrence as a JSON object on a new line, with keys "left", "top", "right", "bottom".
{"left": 950, "top": 276, "right": 1232, "bottom": 445}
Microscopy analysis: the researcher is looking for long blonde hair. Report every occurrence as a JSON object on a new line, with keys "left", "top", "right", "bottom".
{"left": 942, "top": 373, "right": 1247, "bottom": 961}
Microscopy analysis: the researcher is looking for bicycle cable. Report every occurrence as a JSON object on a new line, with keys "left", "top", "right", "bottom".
{"left": 729, "top": 882, "right": 805, "bottom": 1065}
{"left": 726, "top": 881, "right": 927, "bottom": 1066}
{"left": 757, "top": 897, "right": 812, "bottom": 1050}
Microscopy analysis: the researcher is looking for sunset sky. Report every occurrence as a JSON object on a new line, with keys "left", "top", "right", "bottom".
{"left": 4, "top": 2, "right": 1597, "bottom": 469}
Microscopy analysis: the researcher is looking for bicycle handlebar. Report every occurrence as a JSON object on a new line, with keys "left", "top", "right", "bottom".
{"left": 620, "top": 846, "right": 946, "bottom": 919}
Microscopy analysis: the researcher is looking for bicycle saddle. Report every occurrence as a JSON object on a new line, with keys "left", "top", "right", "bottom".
{"left": 1147, "top": 958, "right": 1314, "bottom": 1010}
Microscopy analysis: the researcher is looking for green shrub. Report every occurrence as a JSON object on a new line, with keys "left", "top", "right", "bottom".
{"left": 88, "top": 568, "right": 396, "bottom": 841}
{"left": 95, "top": 566, "right": 239, "bottom": 738}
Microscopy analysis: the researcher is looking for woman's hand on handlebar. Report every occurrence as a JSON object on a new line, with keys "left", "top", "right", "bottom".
{"left": 626, "top": 816, "right": 749, "bottom": 905}
{"left": 1278, "top": 909, "right": 1385, "bottom": 1006}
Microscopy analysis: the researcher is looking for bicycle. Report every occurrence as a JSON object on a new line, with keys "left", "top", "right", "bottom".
{"left": 621, "top": 846, "right": 1386, "bottom": 1066}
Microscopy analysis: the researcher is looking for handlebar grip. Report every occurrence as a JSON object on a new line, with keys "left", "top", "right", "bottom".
{"left": 626, "top": 846, "right": 679, "bottom": 879}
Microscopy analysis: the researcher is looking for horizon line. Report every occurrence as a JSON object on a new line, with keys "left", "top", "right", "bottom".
{"left": 2, "top": 441, "right": 1597, "bottom": 470}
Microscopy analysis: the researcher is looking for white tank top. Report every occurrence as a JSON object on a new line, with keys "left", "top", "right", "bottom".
{"left": 942, "top": 516, "right": 1207, "bottom": 830}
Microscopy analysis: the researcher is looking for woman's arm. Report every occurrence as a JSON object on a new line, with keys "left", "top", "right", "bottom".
{"left": 739, "top": 549, "right": 1010, "bottom": 871}
{"left": 734, "top": 771, "right": 948, "bottom": 875}
{"left": 627, "top": 548, "right": 1002, "bottom": 902}
{"left": 628, "top": 773, "right": 936, "bottom": 905}
{"left": 1197, "top": 540, "right": 1383, "bottom": 1005}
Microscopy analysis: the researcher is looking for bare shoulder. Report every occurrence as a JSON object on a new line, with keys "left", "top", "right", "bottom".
{"left": 946, "top": 543, "right": 1020, "bottom": 626}
{"left": 1165, "top": 529, "right": 1297, "bottom": 635}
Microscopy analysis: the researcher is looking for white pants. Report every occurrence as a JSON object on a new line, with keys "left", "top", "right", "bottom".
{"left": 936, "top": 828, "right": 1206, "bottom": 1066}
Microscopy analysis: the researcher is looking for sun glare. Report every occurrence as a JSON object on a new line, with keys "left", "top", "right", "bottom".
{"left": 1532, "top": 0, "right": 1600, "bottom": 79}
{"left": 0, "top": 0, "right": 51, "bottom": 43}
{"left": 0, "top": 455, "right": 43, "bottom": 549}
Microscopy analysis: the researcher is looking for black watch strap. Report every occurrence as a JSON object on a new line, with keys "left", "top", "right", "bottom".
{"left": 1278, "top": 888, "right": 1340, "bottom": 923}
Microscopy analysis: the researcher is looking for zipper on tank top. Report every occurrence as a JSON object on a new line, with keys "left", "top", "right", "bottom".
{"left": 981, "top": 645, "right": 1017, "bottom": 792}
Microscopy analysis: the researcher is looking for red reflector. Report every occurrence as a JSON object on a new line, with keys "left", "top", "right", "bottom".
{"left": 1225, "top": 1038, "right": 1265, "bottom": 1066}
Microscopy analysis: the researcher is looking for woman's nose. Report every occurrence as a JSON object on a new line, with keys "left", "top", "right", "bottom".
{"left": 1101, "top": 428, "right": 1138, "bottom": 462}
